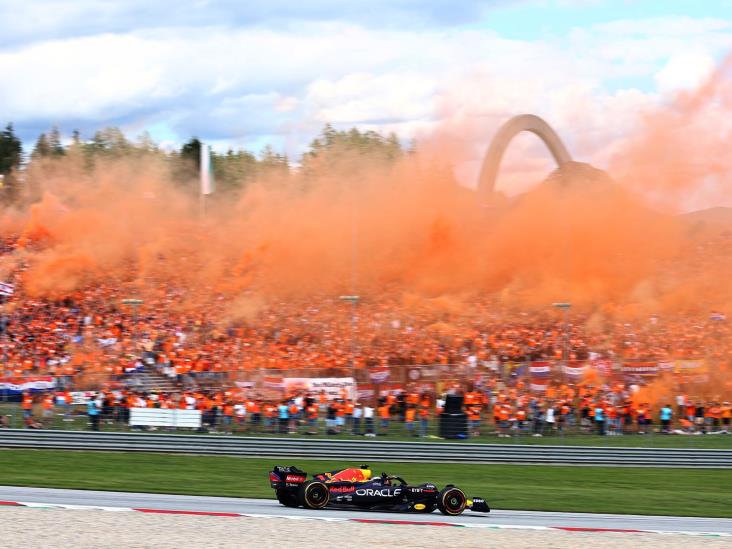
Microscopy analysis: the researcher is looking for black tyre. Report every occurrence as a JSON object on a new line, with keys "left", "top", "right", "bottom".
{"left": 437, "top": 487, "right": 466, "bottom": 516}
{"left": 298, "top": 480, "right": 330, "bottom": 509}
{"left": 276, "top": 489, "right": 299, "bottom": 508}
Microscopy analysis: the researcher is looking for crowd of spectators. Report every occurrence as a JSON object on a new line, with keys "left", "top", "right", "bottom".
{"left": 0, "top": 232, "right": 730, "bottom": 438}
{"left": 9, "top": 383, "right": 732, "bottom": 437}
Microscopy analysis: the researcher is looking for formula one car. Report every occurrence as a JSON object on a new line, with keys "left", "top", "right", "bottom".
{"left": 269, "top": 464, "right": 490, "bottom": 516}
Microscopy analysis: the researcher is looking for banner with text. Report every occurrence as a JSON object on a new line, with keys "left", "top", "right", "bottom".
{"left": 283, "top": 377, "right": 357, "bottom": 400}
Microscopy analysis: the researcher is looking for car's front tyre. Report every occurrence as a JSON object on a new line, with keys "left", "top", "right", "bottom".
{"left": 437, "top": 486, "right": 467, "bottom": 516}
{"left": 298, "top": 480, "right": 330, "bottom": 509}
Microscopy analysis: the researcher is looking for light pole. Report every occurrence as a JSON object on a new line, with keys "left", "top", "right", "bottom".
{"left": 339, "top": 295, "right": 360, "bottom": 384}
{"left": 552, "top": 302, "right": 571, "bottom": 383}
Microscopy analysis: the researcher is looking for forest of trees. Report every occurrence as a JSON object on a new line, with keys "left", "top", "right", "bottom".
{"left": 0, "top": 122, "right": 408, "bottom": 203}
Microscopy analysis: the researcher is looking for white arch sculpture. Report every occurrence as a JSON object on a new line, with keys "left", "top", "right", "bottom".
{"left": 478, "top": 114, "right": 572, "bottom": 200}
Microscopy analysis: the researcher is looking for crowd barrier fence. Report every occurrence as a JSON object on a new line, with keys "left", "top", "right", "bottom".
{"left": 0, "top": 429, "right": 729, "bottom": 467}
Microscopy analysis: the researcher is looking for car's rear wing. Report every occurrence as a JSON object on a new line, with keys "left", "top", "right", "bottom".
{"left": 270, "top": 465, "right": 308, "bottom": 489}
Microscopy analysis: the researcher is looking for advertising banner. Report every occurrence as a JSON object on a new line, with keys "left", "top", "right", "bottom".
{"left": 621, "top": 362, "right": 659, "bottom": 376}
{"left": 369, "top": 369, "right": 390, "bottom": 383}
{"left": 674, "top": 360, "right": 706, "bottom": 373}
{"left": 283, "top": 377, "right": 357, "bottom": 400}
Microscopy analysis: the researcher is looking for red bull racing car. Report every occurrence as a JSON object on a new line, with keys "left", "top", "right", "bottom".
{"left": 269, "top": 464, "right": 490, "bottom": 516}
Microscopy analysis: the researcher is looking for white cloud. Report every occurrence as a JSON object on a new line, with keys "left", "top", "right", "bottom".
{"left": 655, "top": 52, "right": 716, "bottom": 94}
{"left": 0, "top": 8, "right": 729, "bottom": 195}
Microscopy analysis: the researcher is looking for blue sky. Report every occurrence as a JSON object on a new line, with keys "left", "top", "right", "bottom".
{"left": 1, "top": 0, "right": 730, "bottom": 176}
{"left": 480, "top": 1, "right": 732, "bottom": 39}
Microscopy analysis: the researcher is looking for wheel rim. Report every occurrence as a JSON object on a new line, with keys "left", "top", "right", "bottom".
{"left": 307, "top": 484, "right": 327, "bottom": 507}
{"left": 444, "top": 490, "right": 465, "bottom": 513}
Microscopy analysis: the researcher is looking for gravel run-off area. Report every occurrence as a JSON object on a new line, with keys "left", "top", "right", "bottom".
{"left": 1, "top": 508, "right": 730, "bottom": 549}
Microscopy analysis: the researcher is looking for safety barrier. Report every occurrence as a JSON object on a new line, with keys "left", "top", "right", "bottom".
{"left": 0, "top": 430, "right": 730, "bottom": 467}
{"left": 129, "top": 408, "right": 202, "bottom": 429}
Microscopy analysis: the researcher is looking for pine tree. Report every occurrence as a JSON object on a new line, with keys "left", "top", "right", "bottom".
{"left": 32, "top": 133, "right": 51, "bottom": 158}
{"left": 0, "top": 123, "right": 22, "bottom": 174}
{"left": 0, "top": 123, "right": 23, "bottom": 201}
{"left": 48, "top": 126, "right": 65, "bottom": 156}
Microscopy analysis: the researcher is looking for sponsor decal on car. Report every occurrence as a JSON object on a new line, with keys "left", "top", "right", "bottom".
{"left": 285, "top": 474, "right": 306, "bottom": 483}
{"left": 329, "top": 486, "right": 356, "bottom": 493}
{"left": 355, "top": 488, "right": 402, "bottom": 497}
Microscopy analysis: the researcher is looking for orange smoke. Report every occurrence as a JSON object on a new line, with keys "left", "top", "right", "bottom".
{"left": 1, "top": 55, "right": 731, "bottom": 322}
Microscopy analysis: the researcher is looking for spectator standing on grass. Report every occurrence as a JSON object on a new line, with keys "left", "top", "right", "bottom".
{"left": 222, "top": 401, "right": 234, "bottom": 434}
{"left": 87, "top": 393, "right": 100, "bottom": 431}
{"left": 695, "top": 401, "right": 706, "bottom": 433}
{"left": 306, "top": 401, "right": 319, "bottom": 433}
{"left": 660, "top": 404, "right": 673, "bottom": 433}
{"left": 249, "top": 399, "right": 262, "bottom": 433}
{"left": 42, "top": 394, "right": 54, "bottom": 423}
{"left": 532, "top": 404, "right": 544, "bottom": 437}
{"left": 404, "top": 404, "right": 416, "bottom": 436}
{"left": 544, "top": 404, "right": 555, "bottom": 435}
{"left": 363, "top": 403, "right": 375, "bottom": 436}
{"left": 708, "top": 402, "right": 721, "bottom": 432}
{"left": 288, "top": 400, "right": 299, "bottom": 434}
{"left": 418, "top": 400, "right": 429, "bottom": 438}
{"left": 326, "top": 400, "right": 337, "bottom": 434}
{"left": 721, "top": 401, "right": 731, "bottom": 433}
{"left": 21, "top": 391, "right": 33, "bottom": 420}
{"left": 352, "top": 402, "right": 362, "bottom": 435}
{"left": 277, "top": 400, "right": 289, "bottom": 434}
{"left": 264, "top": 402, "right": 276, "bottom": 433}
{"left": 345, "top": 399, "right": 354, "bottom": 433}
{"left": 685, "top": 401, "right": 696, "bottom": 423}
{"left": 335, "top": 400, "right": 346, "bottom": 432}
{"left": 636, "top": 403, "right": 648, "bottom": 435}
{"left": 234, "top": 401, "right": 246, "bottom": 431}
{"left": 676, "top": 393, "right": 687, "bottom": 419}
{"left": 594, "top": 404, "right": 606, "bottom": 436}
{"left": 378, "top": 399, "right": 390, "bottom": 435}
{"left": 56, "top": 390, "right": 69, "bottom": 421}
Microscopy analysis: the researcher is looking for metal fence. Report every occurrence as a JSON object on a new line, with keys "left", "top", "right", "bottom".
{"left": 1, "top": 400, "right": 730, "bottom": 453}
{"left": 0, "top": 429, "right": 729, "bottom": 467}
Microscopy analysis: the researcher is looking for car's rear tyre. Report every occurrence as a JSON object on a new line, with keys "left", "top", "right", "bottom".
{"left": 298, "top": 480, "right": 330, "bottom": 509}
{"left": 276, "top": 489, "right": 299, "bottom": 508}
{"left": 437, "top": 487, "right": 466, "bottom": 516}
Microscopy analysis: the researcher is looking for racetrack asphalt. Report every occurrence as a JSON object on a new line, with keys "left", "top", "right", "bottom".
{"left": 1, "top": 485, "right": 731, "bottom": 535}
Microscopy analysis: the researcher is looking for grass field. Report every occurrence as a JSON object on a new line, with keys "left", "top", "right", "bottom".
{"left": 0, "top": 449, "right": 730, "bottom": 517}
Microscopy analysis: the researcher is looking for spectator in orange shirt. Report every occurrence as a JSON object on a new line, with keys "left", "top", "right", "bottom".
{"left": 720, "top": 401, "right": 731, "bottom": 433}
{"left": 21, "top": 391, "right": 34, "bottom": 420}
{"left": 404, "top": 404, "right": 416, "bottom": 436}
{"left": 418, "top": 401, "right": 430, "bottom": 437}
{"left": 378, "top": 399, "right": 390, "bottom": 435}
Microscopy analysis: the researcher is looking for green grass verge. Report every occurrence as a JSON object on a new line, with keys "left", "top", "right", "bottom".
{"left": 0, "top": 449, "right": 730, "bottom": 517}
